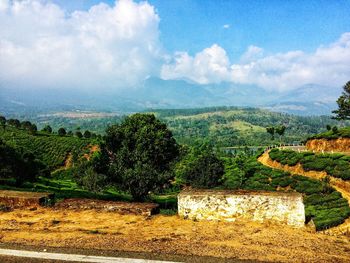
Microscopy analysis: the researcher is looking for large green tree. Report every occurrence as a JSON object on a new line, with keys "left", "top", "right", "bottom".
{"left": 103, "top": 114, "right": 179, "bottom": 200}
{"left": 333, "top": 81, "right": 350, "bottom": 120}
{"left": 0, "top": 140, "right": 47, "bottom": 185}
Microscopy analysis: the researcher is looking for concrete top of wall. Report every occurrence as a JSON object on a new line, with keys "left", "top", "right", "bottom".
{"left": 178, "top": 189, "right": 303, "bottom": 198}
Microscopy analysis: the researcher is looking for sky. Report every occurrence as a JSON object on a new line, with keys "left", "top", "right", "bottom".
{"left": 0, "top": 0, "right": 350, "bottom": 93}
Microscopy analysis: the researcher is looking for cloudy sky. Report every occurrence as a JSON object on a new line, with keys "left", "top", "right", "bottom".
{"left": 0, "top": 0, "right": 350, "bottom": 92}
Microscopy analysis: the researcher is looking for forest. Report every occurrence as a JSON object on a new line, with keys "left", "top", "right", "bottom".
{"left": 8, "top": 106, "right": 344, "bottom": 147}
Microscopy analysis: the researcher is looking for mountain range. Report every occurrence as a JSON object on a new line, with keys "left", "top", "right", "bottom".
{"left": 0, "top": 77, "right": 341, "bottom": 116}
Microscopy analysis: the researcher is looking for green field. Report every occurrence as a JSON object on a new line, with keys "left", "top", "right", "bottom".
{"left": 0, "top": 126, "right": 94, "bottom": 170}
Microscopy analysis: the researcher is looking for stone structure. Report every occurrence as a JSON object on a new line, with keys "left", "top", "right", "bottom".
{"left": 178, "top": 189, "right": 305, "bottom": 227}
{"left": 0, "top": 190, "right": 54, "bottom": 208}
{"left": 55, "top": 199, "right": 159, "bottom": 216}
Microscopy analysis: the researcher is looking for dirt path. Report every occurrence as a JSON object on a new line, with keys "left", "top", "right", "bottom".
{"left": 258, "top": 150, "right": 350, "bottom": 235}
{"left": 0, "top": 208, "right": 350, "bottom": 262}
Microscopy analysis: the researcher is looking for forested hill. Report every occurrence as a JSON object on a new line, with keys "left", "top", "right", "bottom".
{"left": 151, "top": 107, "right": 341, "bottom": 147}
{"left": 1, "top": 106, "right": 343, "bottom": 147}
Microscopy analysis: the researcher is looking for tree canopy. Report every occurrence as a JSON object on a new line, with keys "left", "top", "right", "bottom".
{"left": 102, "top": 113, "right": 179, "bottom": 200}
{"left": 333, "top": 81, "right": 350, "bottom": 120}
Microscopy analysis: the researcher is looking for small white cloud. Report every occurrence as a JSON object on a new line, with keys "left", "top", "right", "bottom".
{"left": 223, "top": 24, "right": 230, "bottom": 29}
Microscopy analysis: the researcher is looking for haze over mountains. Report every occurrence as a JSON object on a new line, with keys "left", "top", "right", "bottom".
{"left": 0, "top": 77, "right": 341, "bottom": 116}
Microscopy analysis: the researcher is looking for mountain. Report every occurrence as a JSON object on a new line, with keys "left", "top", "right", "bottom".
{"left": 0, "top": 78, "right": 341, "bottom": 116}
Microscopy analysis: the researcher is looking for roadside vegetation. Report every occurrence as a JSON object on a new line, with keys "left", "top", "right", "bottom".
{"left": 308, "top": 126, "right": 350, "bottom": 140}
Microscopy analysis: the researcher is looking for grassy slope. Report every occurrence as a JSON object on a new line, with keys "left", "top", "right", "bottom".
{"left": 0, "top": 126, "right": 93, "bottom": 170}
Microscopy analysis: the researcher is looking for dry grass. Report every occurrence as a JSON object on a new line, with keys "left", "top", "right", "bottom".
{"left": 0, "top": 208, "right": 350, "bottom": 262}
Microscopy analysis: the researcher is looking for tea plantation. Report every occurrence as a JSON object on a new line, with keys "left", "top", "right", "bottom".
{"left": 269, "top": 148, "right": 350, "bottom": 180}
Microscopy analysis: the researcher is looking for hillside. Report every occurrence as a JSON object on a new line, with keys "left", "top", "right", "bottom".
{"left": 0, "top": 126, "right": 93, "bottom": 170}
{"left": 152, "top": 107, "right": 340, "bottom": 147}
{"left": 5, "top": 107, "right": 341, "bottom": 148}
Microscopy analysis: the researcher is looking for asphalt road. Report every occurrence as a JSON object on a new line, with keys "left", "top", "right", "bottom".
{"left": 0, "top": 243, "right": 254, "bottom": 263}
{"left": 0, "top": 248, "right": 179, "bottom": 263}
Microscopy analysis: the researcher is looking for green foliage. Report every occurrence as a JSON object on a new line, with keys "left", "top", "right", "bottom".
{"left": 58, "top": 127, "right": 66, "bottom": 136}
{"left": 83, "top": 130, "right": 91, "bottom": 138}
{"left": 177, "top": 144, "right": 224, "bottom": 188}
{"left": 75, "top": 131, "right": 83, "bottom": 138}
{"left": 0, "top": 139, "right": 48, "bottom": 185}
{"left": 102, "top": 113, "right": 180, "bottom": 201}
{"left": 0, "top": 125, "right": 92, "bottom": 170}
{"left": 7, "top": 119, "right": 20, "bottom": 128}
{"left": 269, "top": 149, "right": 350, "bottom": 180}
{"left": 309, "top": 126, "right": 350, "bottom": 139}
{"left": 0, "top": 116, "right": 5, "bottom": 129}
{"left": 73, "top": 162, "right": 107, "bottom": 193}
{"left": 266, "top": 126, "right": 275, "bottom": 140}
{"left": 42, "top": 125, "right": 52, "bottom": 133}
{"left": 332, "top": 81, "right": 350, "bottom": 120}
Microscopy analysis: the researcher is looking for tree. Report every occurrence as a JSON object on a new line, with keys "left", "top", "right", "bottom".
{"left": 275, "top": 125, "right": 286, "bottom": 142}
{"left": 21, "top": 121, "right": 32, "bottom": 130}
{"left": 178, "top": 145, "right": 225, "bottom": 188}
{"left": 0, "top": 139, "right": 47, "bottom": 185}
{"left": 42, "top": 125, "right": 52, "bottom": 133}
{"left": 28, "top": 124, "right": 37, "bottom": 135}
{"left": 266, "top": 127, "right": 275, "bottom": 140}
{"left": 103, "top": 114, "right": 179, "bottom": 200}
{"left": 7, "top": 119, "right": 20, "bottom": 128}
{"left": 332, "top": 81, "right": 350, "bottom": 120}
{"left": 0, "top": 116, "right": 5, "bottom": 129}
{"left": 83, "top": 130, "right": 91, "bottom": 138}
{"left": 75, "top": 131, "right": 83, "bottom": 138}
{"left": 326, "top": 125, "right": 332, "bottom": 131}
{"left": 58, "top": 127, "right": 66, "bottom": 136}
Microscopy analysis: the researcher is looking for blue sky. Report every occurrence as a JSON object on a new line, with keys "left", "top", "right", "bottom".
{"left": 1, "top": 0, "right": 350, "bottom": 92}
{"left": 52, "top": 0, "right": 350, "bottom": 61}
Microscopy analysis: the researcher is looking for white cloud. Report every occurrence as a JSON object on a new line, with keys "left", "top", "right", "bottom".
{"left": 161, "top": 44, "right": 232, "bottom": 84}
{"left": 223, "top": 24, "right": 230, "bottom": 29}
{"left": 161, "top": 32, "right": 350, "bottom": 92}
{"left": 0, "top": 0, "right": 162, "bottom": 90}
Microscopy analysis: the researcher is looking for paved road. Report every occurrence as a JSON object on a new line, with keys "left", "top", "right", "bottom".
{"left": 0, "top": 248, "right": 180, "bottom": 263}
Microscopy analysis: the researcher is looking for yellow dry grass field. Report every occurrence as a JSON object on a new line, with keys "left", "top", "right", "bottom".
{"left": 0, "top": 208, "right": 350, "bottom": 262}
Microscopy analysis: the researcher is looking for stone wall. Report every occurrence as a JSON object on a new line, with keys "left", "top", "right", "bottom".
{"left": 178, "top": 190, "right": 305, "bottom": 227}
{"left": 0, "top": 190, "right": 54, "bottom": 208}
